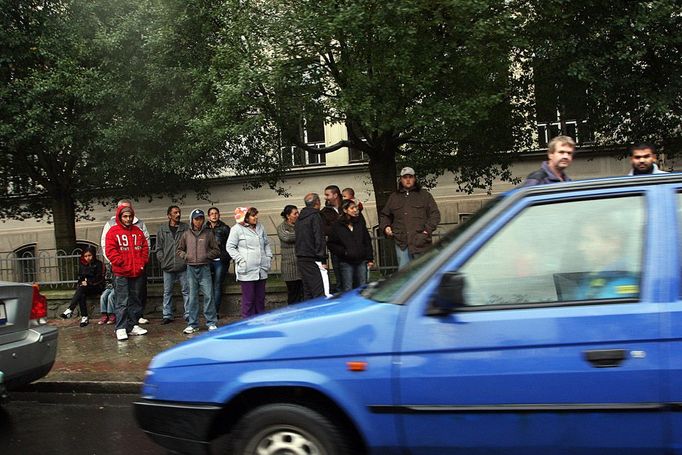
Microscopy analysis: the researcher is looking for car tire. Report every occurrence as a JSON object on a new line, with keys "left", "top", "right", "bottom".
{"left": 229, "top": 403, "right": 351, "bottom": 455}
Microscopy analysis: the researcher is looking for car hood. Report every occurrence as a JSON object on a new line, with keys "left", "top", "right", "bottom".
{"left": 148, "top": 290, "right": 401, "bottom": 369}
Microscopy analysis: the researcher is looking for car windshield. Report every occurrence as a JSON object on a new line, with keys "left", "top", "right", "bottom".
{"left": 362, "top": 195, "right": 505, "bottom": 303}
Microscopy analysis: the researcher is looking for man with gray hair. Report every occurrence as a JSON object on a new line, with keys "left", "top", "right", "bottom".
{"left": 295, "top": 193, "right": 330, "bottom": 300}
{"left": 521, "top": 135, "right": 576, "bottom": 187}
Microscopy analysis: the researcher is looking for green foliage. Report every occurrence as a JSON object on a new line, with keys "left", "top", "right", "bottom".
{"left": 525, "top": 0, "right": 682, "bottom": 151}
{"left": 211, "top": 0, "right": 532, "bottom": 203}
{"left": 0, "top": 0, "right": 224, "bottom": 249}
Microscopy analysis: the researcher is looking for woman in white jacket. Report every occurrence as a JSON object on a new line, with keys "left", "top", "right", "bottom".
{"left": 226, "top": 207, "right": 273, "bottom": 318}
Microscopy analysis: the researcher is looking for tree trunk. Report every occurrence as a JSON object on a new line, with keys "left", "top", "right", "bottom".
{"left": 51, "top": 193, "right": 77, "bottom": 254}
{"left": 367, "top": 145, "right": 398, "bottom": 221}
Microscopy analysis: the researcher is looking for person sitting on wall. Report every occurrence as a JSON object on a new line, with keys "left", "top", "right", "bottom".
{"left": 60, "top": 245, "right": 105, "bottom": 327}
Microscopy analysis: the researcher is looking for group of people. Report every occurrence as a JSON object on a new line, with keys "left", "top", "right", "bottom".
{"left": 289, "top": 171, "right": 441, "bottom": 301}
{"left": 58, "top": 165, "right": 444, "bottom": 341}
{"left": 521, "top": 135, "right": 666, "bottom": 187}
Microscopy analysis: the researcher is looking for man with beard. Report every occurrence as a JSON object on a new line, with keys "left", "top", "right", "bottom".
{"left": 521, "top": 135, "right": 576, "bottom": 187}
{"left": 627, "top": 143, "right": 668, "bottom": 175}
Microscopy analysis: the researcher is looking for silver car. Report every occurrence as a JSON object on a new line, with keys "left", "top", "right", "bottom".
{"left": 0, "top": 282, "right": 58, "bottom": 390}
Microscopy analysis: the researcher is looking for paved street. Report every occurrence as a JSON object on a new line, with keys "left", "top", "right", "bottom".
{"left": 0, "top": 392, "right": 163, "bottom": 455}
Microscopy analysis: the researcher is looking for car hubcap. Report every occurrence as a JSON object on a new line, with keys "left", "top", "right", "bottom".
{"left": 253, "top": 427, "right": 323, "bottom": 455}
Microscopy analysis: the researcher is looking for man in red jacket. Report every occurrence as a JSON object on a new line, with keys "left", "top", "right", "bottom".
{"left": 105, "top": 205, "right": 150, "bottom": 341}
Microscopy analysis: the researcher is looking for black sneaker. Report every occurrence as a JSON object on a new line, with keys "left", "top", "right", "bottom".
{"left": 161, "top": 318, "right": 173, "bottom": 325}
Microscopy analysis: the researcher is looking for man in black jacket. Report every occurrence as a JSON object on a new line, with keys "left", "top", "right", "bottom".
{"left": 295, "top": 193, "right": 331, "bottom": 300}
{"left": 206, "top": 207, "right": 231, "bottom": 318}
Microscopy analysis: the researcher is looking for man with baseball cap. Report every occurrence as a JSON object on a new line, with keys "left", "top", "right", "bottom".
{"left": 176, "top": 209, "right": 221, "bottom": 334}
{"left": 379, "top": 166, "right": 441, "bottom": 269}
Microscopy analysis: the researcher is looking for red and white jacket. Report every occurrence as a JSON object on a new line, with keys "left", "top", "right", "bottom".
{"left": 105, "top": 205, "right": 149, "bottom": 277}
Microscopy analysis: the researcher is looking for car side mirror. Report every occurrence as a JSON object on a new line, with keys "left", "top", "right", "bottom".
{"left": 426, "top": 272, "right": 466, "bottom": 316}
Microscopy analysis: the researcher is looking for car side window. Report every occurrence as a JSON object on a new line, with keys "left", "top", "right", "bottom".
{"left": 458, "top": 196, "right": 644, "bottom": 307}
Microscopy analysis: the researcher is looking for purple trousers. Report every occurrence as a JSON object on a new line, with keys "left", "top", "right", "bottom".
{"left": 240, "top": 279, "right": 266, "bottom": 318}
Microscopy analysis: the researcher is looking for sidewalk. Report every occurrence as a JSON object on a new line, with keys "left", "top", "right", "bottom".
{"left": 24, "top": 313, "right": 240, "bottom": 394}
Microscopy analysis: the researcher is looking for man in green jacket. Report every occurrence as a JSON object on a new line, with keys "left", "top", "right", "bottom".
{"left": 379, "top": 167, "right": 441, "bottom": 270}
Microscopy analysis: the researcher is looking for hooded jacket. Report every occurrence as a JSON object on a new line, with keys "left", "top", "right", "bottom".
{"left": 295, "top": 207, "right": 327, "bottom": 261}
{"left": 100, "top": 211, "right": 150, "bottom": 263}
{"left": 226, "top": 222, "right": 273, "bottom": 281}
{"left": 77, "top": 249, "right": 105, "bottom": 290}
{"left": 105, "top": 206, "right": 149, "bottom": 277}
{"left": 327, "top": 217, "right": 374, "bottom": 265}
{"left": 177, "top": 215, "right": 220, "bottom": 266}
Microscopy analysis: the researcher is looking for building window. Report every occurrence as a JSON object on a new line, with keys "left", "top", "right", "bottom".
{"left": 349, "top": 145, "right": 369, "bottom": 162}
{"left": 281, "top": 115, "right": 327, "bottom": 167}
{"left": 533, "top": 61, "right": 594, "bottom": 148}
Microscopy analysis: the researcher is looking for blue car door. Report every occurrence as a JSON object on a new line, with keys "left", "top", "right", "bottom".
{"left": 395, "top": 187, "right": 666, "bottom": 454}
{"left": 664, "top": 186, "right": 682, "bottom": 451}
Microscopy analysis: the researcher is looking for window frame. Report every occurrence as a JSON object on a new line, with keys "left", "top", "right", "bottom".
{"left": 445, "top": 191, "right": 648, "bottom": 312}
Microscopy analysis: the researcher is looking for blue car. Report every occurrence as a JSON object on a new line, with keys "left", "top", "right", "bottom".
{"left": 135, "top": 174, "right": 682, "bottom": 454}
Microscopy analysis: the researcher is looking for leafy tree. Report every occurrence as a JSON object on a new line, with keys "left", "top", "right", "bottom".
{"left": 524, "top": 0, "right": 682, "bottom": 152}
{"left": 210, "top": 0, "right": 532, "bottom": 212}
{"left": 0, "top": 0, "right": 222, "bottom": 253}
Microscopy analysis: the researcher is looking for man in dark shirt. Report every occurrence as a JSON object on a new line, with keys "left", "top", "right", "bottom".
{"left": 521, "top": 135, "right": 575, "bottom": 187}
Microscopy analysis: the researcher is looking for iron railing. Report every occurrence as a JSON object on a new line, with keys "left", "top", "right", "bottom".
{"left": 0, "top": 231, "right": 444, "bottom": 287}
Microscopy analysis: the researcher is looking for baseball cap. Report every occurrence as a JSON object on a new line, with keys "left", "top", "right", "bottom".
{"left": 190, "top": 209, "right": 205, "bottom": 220}
{"left": 400, "top": 166, "right": 416, "bottom": 177}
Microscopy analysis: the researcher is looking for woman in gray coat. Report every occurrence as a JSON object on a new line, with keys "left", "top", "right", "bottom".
{"left": 226, "top": 207, "right": 273, "bottom": 318}
{"left": 277, "top": 205, "right": 303, "bottom": 304}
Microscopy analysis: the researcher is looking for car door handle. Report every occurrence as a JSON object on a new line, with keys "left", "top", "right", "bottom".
{"left": 583, "top": 349, "right": 627, "bottom": 368}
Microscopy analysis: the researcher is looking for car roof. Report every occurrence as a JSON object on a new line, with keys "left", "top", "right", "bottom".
{"left": 509, "top": 173, "right": 682, "bottom": 198}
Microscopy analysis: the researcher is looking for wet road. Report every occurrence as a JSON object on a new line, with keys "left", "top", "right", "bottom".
{"left": 0, "top": 392, "right": 164, "bottom": 455}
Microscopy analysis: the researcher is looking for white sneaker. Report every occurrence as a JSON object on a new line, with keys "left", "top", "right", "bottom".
{"left": 129, "top": 325, "right": 148, "bottom": 336}
{"left": 207, "top": 324, "right": 218, "bottom": 332}
{"left": 60, "top": 308, "right": 73, "bottom": 319}
{"left": 138, "top": 317, "right": 149, "bottom": 325}
{"left": 183, "top": 326, "right": 197, "bottom": 334}
{"left": 116, "top": 329, "right": 128, "bottom": 341}
{"left": 79, "top": 316, "right": 89, "bottom": 327}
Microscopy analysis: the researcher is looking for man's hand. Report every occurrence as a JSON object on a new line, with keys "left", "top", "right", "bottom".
{"left": 384, "top": 226, "right": 393, "bottom": 237}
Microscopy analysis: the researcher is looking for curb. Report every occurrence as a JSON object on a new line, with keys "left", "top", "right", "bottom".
{"left": 18, "top": 380, "right": 142, "bottom": 395}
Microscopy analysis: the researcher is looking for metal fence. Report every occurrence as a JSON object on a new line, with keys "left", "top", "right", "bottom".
{"left": 0, "top": 232, "right": 443, "bottom": 287}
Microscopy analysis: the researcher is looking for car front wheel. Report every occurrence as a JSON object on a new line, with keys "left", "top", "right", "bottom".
{"left": 229, "top": 403, "right": 350, "bottom": 455}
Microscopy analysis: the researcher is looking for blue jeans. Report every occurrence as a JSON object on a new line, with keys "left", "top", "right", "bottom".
{"left": 338, "top": 261, "right": 368, "bottom": 292}
{"left": 162, "top": 270, "right": 189, "bottom": 320}
{"left": 113, "top": 275, "right": 143, "bottom": 332}
{"left": 100, "top": 288, "right": 115, "bottom": 314}
{"left": 210, "top": 259, "right": 229, "bottom": 316}
{"left": 186, "top": 265, "right": 217, "bottom": 328}
{"left": 395, "top": 245, "right": 415, "bottom": 270}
